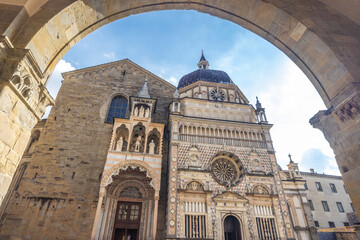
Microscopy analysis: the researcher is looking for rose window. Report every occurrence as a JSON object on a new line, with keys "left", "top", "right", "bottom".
{"left": 210, "top": 89, "right": 225, "bottom": 101}
{"left": 212, "top": 159, "right": 236, "bottom": 184}
{"left": 210, "top": 152, "right": 243, "bottom": 187}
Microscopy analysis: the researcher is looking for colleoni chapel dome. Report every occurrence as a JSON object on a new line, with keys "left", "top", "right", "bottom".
{"left": 177, "top": 52, "right": 235, "bottom": 89}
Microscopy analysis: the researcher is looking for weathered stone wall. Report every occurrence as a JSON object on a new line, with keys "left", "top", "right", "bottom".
{"left": 0, "top": 59, "right": 175, "bottom": 239}
{"left": 0, "top": 85, "right": 36, "bottom": 204}
{"left": 0, "top": 37, "right": 54, "bottom": 206}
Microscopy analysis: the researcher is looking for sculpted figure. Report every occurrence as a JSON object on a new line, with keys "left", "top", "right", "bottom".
{"left": 189, "top": 154, "right": 199, "bottom": 167}
{"left": 134, "top": 107, "right": 139, "bottom": 117}
{"left": 149, "top": 140, "right": 155, "bottom": 154}
{"left": 145, "top": 108, "right": 150, "bottom": 118}
{"left": 135, "top": 136, "right": 142, "bottom": 152}
{"left": 116, "top": 137, "right": 123, "bottom": 151}
{"left": 139, "top": 106, "right": 145, "bottom": 117}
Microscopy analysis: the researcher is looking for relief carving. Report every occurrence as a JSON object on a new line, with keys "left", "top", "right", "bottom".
{"left": 334, "top": 94, "right": 360, "bottom": 123}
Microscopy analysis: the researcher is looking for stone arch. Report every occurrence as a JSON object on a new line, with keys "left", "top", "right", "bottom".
{"left": 222, "top": 213, "right": 243, "bottom": 240}
{"left": 147, "top": 128, "right": 160, "bottom": 154}
{"left": 1, "top": 0, "right": 360, "bottom": 224}
{"left": 185, "top": 181, "right": 205, "bottom": 191}
{"left": 252, "top": 184, "right": 270, "bottom": 195}
{"left": 113, "top": 124, "right": 129, "bottom": 151}
{"left": 129, "top": 122, "right": 146, "bottom": 153}
{"left": 4, "top": 1, "right": 357, "bottom": 110}
{"left": 101, "top": 160, "right": 160, "bottom": 191}
{"left": 108, "top": 178, "right": 153, "bottom": 199}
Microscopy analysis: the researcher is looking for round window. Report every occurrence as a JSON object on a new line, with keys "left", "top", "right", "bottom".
{"left": 210, "top": 152, "right": 243, "bottom": 187}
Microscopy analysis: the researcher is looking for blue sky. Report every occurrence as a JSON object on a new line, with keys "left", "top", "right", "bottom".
{"left": 46, "top": 10, "right": 340, "bottom": 175}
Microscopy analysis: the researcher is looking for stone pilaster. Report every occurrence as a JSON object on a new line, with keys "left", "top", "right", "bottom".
{"left": 0, "top": 36, "right": 54, "bottom": 205}
{"left": 310, "top": 90, "right": 360, "bottom": 217}
{"left": 166, "top": 141, "right": 179, "bottom": 238}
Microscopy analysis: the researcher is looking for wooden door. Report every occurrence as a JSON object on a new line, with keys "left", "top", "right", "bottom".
{"left": 112, "top": 201, "right": 142, "bottom": 240}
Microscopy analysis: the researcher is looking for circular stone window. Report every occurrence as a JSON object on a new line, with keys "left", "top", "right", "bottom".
{"left": 210, "top": 89, "right": 225, "bottom": 101}
{"left": 210, "top": 152, "right": 243, "bottom": 187}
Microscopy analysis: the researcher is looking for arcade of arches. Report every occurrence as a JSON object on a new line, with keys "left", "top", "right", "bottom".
{"left": 0, "top": 0, "right": 359, "bottom": 239}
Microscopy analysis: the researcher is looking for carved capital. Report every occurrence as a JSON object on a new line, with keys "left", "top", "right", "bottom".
{"left": 0, "top": 37, "right": 54, "bottom": 120}
{"left": 333, "top": 92, "right": 360, "bottom": 125}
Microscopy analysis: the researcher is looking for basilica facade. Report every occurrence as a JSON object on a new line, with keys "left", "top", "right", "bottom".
{"left": 0, "top": 54, "right": 317, "bottom": 240}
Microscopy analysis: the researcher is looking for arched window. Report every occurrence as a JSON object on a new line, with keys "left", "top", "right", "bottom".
{"left": 106, "top": 96, "right": 128, "bottom": 123}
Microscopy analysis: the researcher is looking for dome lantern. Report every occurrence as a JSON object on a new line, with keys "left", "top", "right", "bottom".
{"left": 197, "top": 51, "right": 209, "bottom": 69}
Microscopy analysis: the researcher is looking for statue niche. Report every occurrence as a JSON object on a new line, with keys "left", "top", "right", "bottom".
{"left": 114, "top": 124, "right": 129, "bottom": 152}
{"left": 133, "top": 103, "right": 151, "bottom": 118}
{"left": 187, "top": 145, "right": 201, "bottom": 168}
{"left": 129, "top": 123, "right": 146, "bottom": 153}
{"left": 147, "top": 128, "right": 160, "bottom": 154}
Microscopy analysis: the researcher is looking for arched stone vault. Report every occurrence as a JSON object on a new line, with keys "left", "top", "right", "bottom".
{"left": 1, "top": 0, "right": 359, "bottom": 108}
{"left": 0, "top": 0, "right": 360, "bottom": 225}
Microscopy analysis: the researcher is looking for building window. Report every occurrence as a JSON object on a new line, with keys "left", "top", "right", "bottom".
{"left": 314, "top": 221, "right": 319, "bottom": 227}
{"left": 328, "top": 222, "right": 335, "bottom": 228}
{"left": 330, "top": 183, "right": 337, "bottom": 193}
{"left": 185, "top": 215, "right": 206, "bottom": 238}
{"left": 351, "top": 203, "right": 355, "bottom": 212}
{"left": 344, "top": 222, "right": 350, "bottom": 227}
{"left": 106, "top": 96, "right": 128, "bottom": 123}
{"left": 256, "top": 217, "right": 278, "bottom": 239}
{"left": 336, "top": 202, "right": 344, "bottom": 212}
{"left": 344, "top": 185, "right": 348, "bottom": 194}
{"left": 315, "top": 182, "right": 323, "bottom": 191}
{"left": 308, "top": 200, "right": 314, "bottom": 210}
{"left": 322, "top": 201, "right": 330, "bottom": 212}
{"left": 304, "top": 183, "right": 308, "bottom": 190}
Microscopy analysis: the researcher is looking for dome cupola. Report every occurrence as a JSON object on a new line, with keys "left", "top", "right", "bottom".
{"left": 177, "top": 52, "right": 234, "bottom": 89}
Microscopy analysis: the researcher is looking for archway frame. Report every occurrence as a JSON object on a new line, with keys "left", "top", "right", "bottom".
{"left": 6, "top": 0, "right": 359, "bottom": 110}
{"left": 0, "top": 0, "right": 360, "bottom": 233}
{"left": 222, "top": 213, "right": 244, "bottom": 240}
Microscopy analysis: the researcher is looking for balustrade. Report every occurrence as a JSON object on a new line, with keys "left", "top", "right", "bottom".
{"left": 178, "top": 134, "right": 268, "bottom": 149}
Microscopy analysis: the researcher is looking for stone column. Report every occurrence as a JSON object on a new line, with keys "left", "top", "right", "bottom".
{"left": 91, "top": 187, "right": 106, "bottom": 240}
{"left": 152, "top": 193, "right": 160, "bottom": 240}
{"left": 310, "top": 91, "right": 360, "bottom": 217}
{"left": 0, "top": 37, "right": 54, "bottom": 205}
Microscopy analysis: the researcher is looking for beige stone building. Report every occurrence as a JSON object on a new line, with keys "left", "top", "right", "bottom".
{"left": 300, "top": 170, "right": 357, "bottom": 228}
{"left": 0, "top": 54, "right": 320, "bottom": 239}
{"left": 0, "top": 0, "right": 360, "bottom": 230}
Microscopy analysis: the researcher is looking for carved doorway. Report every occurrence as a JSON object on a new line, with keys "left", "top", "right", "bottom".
{"left": 224, "top": 215, "right": 242, "bottom": 240}
{"left": 113, "top": 201, "right": 142, "bottom": 240}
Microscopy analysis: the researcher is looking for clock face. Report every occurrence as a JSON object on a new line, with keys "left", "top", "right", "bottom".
{"left": 210, "top": 89, "right": 225, "bottom": 101}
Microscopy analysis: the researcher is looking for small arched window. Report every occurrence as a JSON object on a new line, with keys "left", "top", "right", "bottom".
{"left": 107, "top": 96, "right": 128, "bottom": 123}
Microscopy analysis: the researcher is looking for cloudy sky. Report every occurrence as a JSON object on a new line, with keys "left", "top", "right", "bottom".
{"left": 46, "top": 10, "right": 339, "bottom": 175}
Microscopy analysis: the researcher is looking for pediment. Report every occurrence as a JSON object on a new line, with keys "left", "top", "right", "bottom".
{"left": 62, "top": 59, "right": 176, "bottom": 91}
{"left": 213, "top": 191, "right": 248, "bottom": 202}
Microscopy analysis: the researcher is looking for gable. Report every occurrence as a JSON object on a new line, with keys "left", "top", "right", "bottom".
{"left": 213, "top": 191, "right": 248, "bottom": 202}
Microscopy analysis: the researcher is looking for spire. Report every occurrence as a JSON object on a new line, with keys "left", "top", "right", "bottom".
{"left": 288, "top": 153, "right": 294, "bottom": 163}
{"left": 137, "top": 76, "right": 151, "bottom": 98}
{"left": 173, "top": 89, "right": 180, "bottom": 99}
{"left": 200, "top": 50, "right": 206, "bottom": 61}
{"left": 256, "top": 96, "right": 262, "bottom": 109}
{"left": 197, "top": 50, "right": 209, "bottom": 69}
{"left": 255, "top": 97, "right": 268, "bottom": 123}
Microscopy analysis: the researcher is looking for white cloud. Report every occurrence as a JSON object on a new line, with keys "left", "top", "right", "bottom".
{"left": 210, "top": 32, "right": 339, "bottom": 175}
{"left": 256, "top": 59, "right": 339, "bottom": 175}
{"left": 42, "top": 60, "right": 75, "bottom": 118}
{"left": 168, "top": 77, "right": 178, "bottom": 85}
{"left": 103, "top": 52, "right": 116, "bottom": 59}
